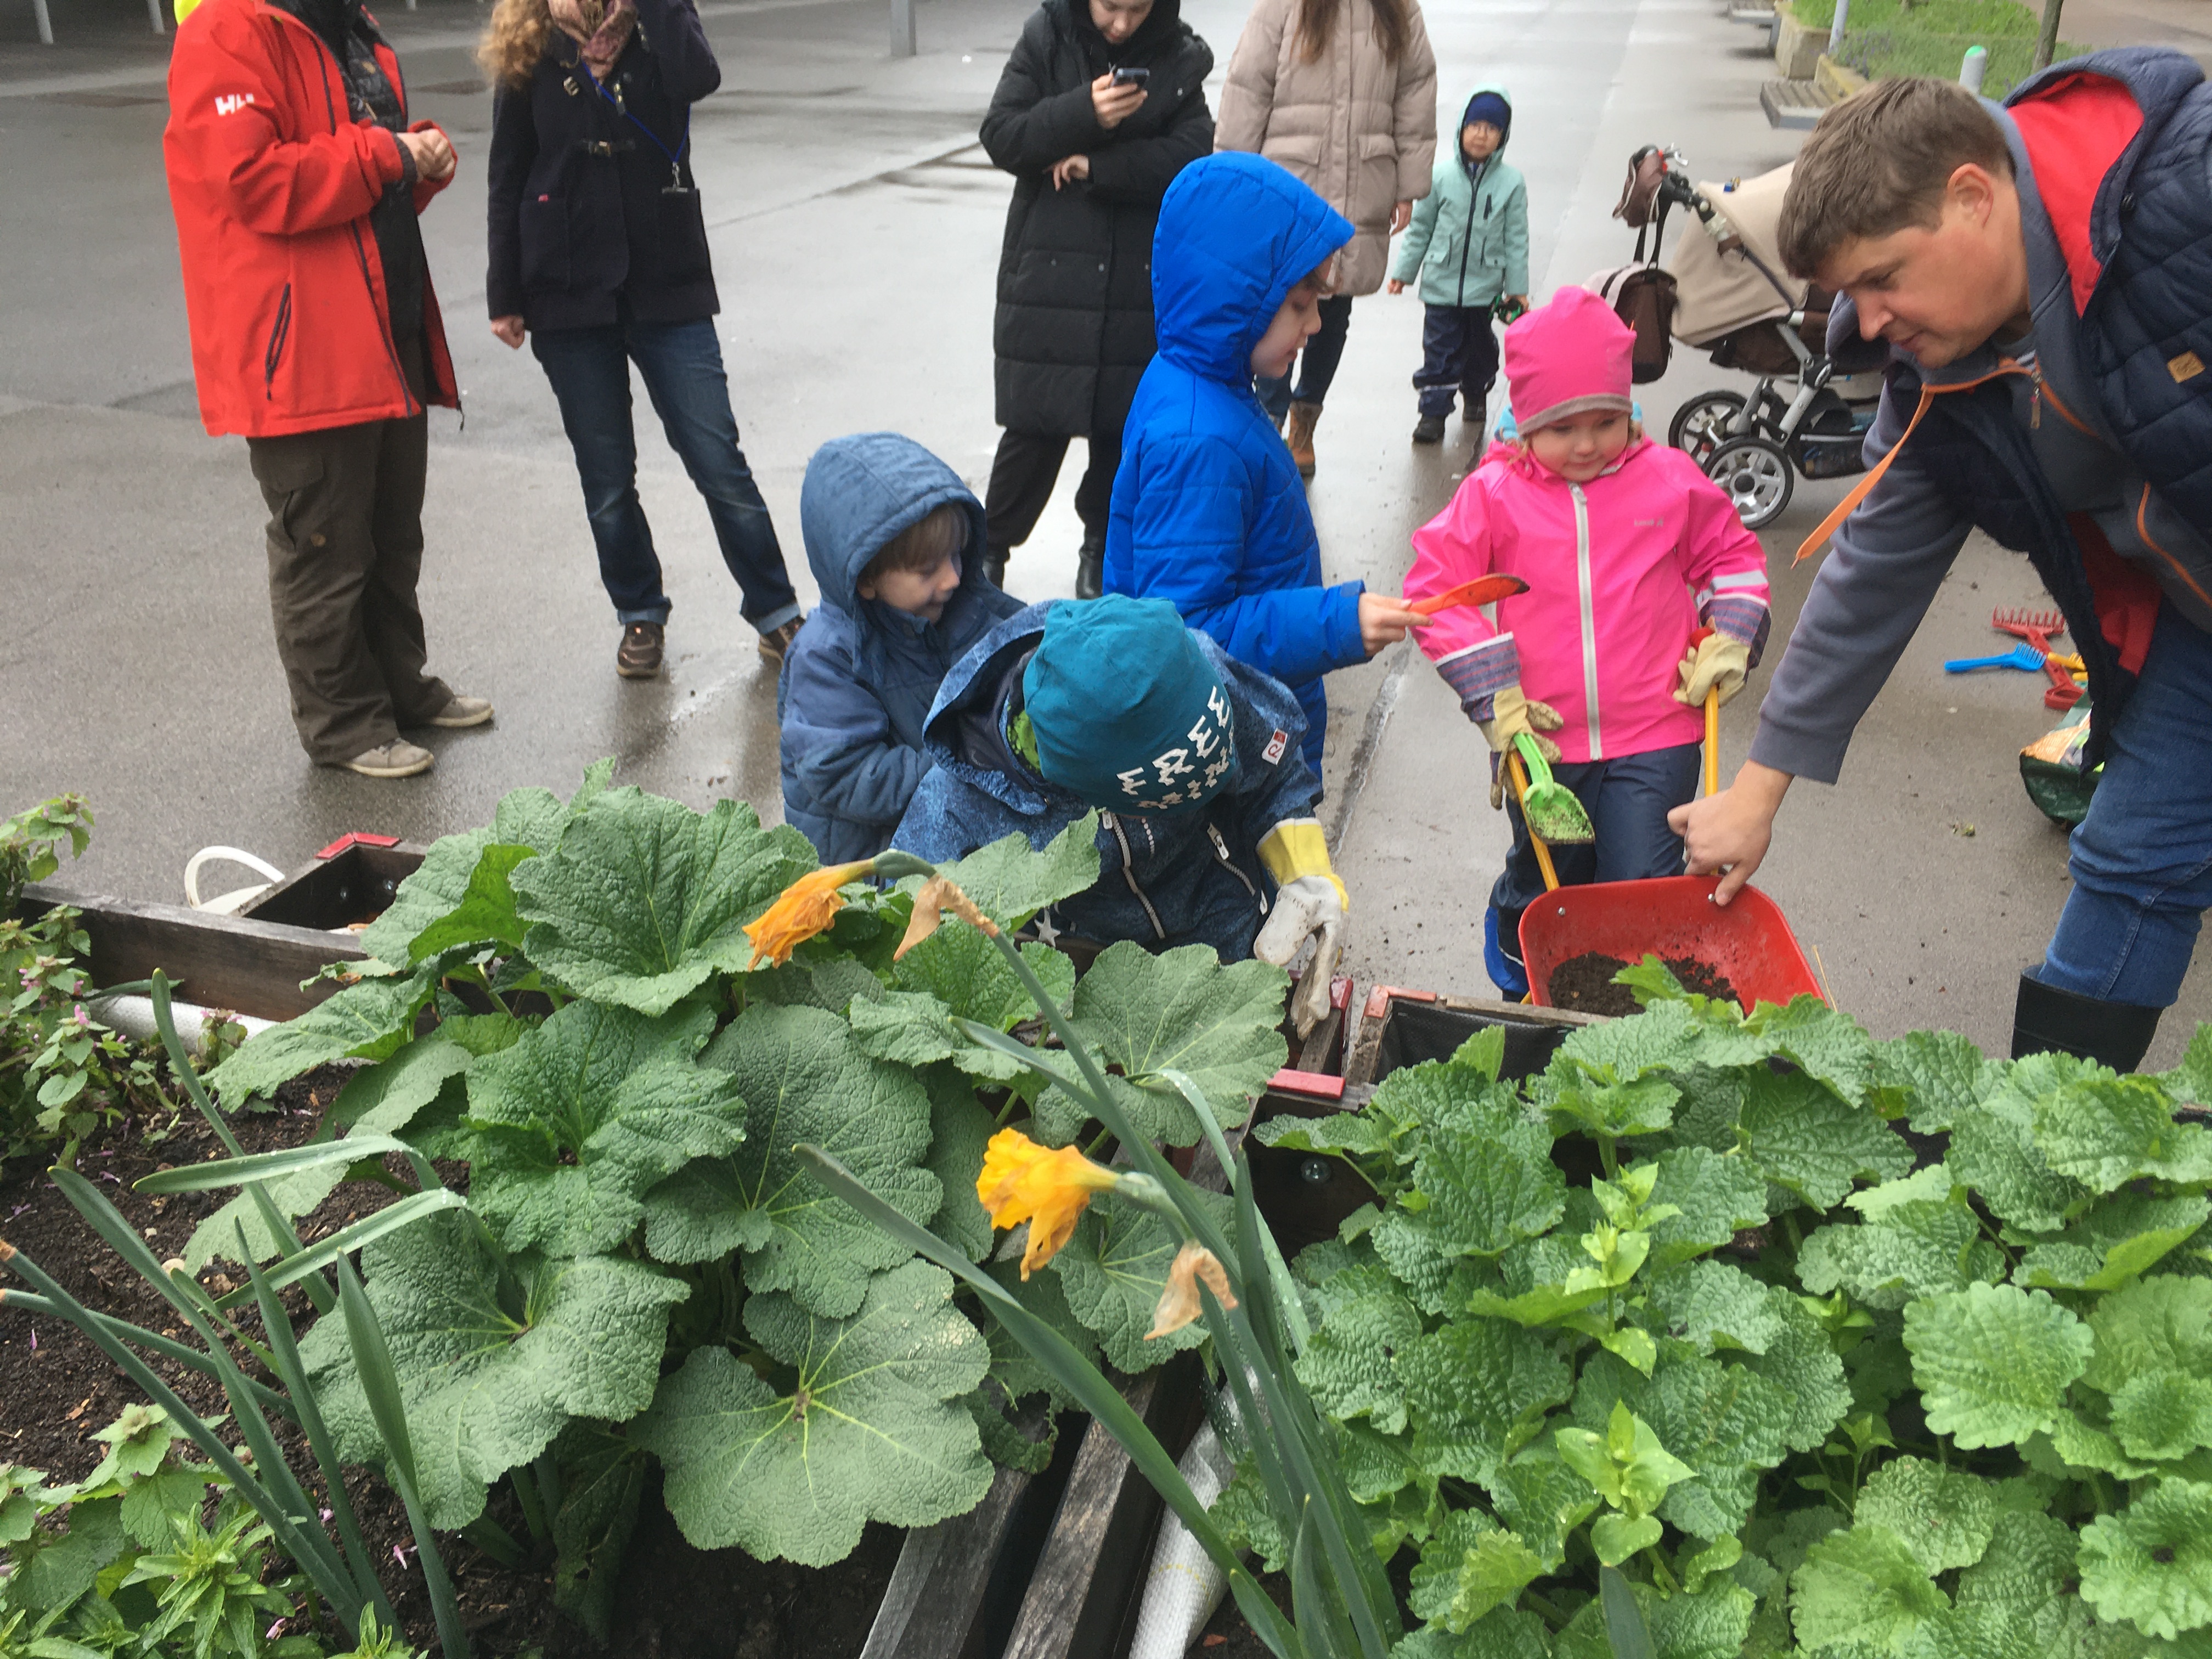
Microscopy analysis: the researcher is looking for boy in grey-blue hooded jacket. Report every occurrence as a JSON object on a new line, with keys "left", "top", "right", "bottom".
{"left": 778, "top": 433, "right": 1024, "bottom": 863}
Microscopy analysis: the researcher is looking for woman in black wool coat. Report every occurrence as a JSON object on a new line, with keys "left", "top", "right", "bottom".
{"left": 980, "top": 0, "right": 1214, "bottom": 599}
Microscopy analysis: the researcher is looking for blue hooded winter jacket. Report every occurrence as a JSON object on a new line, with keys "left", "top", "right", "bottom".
{"left": 778, "top": 433, "right": 1025, "bottom": 863}
{"left": 894, "top": 601, "right": 1322, "bottom": 960}
{"left": 1103, "top": 151, "right": 1366, "bottom": 775}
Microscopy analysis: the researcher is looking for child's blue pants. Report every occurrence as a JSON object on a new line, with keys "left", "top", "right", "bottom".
{"left": 1485, "top": 742, "right": 1702, "bottom": 997}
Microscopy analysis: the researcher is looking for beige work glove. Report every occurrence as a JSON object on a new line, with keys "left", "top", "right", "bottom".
{"left": 1477, "top": 686, "right": 1565, "bottom": 810}
{"left": 1252, "top": 819, "right": 1347, "bottom": 1037}
{"left": 1674, "top": 632, "right": 1752, "bottom": 708}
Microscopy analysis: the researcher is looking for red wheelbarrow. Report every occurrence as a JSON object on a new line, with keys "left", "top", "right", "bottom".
{"left": 1520, "top": 875, "right": 1824, "bottom": 1013}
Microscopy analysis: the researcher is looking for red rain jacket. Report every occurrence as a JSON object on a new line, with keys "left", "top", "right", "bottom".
{"left": 163, "top": 0, "right": 458, "bottom": 438}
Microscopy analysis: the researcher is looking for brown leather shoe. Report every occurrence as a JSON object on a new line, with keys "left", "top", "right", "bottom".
{"left": 757, "top": 615, "right": 805, "bottom": 664}
{"left": 1284, "top": 400, "right": 1321, "bottom": 479}
{"left": 617, "top": 622, "right": 664, "bottom": 679}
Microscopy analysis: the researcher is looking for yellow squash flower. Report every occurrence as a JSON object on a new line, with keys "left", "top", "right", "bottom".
{"left": 743, "top": 860, "right": 875, "bottom": 969}
{"left": 976, "top": 1128, "right": 1119, "bottom": 1278}
{"left": 1146, "top": 1241, "right": 1237, "bottom": 1339}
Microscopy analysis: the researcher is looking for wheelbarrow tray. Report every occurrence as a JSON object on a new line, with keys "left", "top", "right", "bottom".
{"left": 1520, "top": 874, "right": 1822, "bottom": 1013}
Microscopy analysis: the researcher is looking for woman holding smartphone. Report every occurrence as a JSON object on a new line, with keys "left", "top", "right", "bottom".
{"left": 980, "top": 0, "right": 1216, "bottom": 599}
{"left": 1216, "top": 0, "right": 1436, "bottom": 478}
{"left": 481, "top": 0, "right": 804, "bottom": 679}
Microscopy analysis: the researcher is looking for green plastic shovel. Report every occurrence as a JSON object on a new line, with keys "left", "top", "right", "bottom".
{"left": 1512, "top": 731, "right": 1595, "bottom": 844}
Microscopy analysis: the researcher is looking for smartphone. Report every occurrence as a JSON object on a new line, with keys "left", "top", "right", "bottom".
{"left": 1110, "top": 66, "right": 1151, "bottom": 86}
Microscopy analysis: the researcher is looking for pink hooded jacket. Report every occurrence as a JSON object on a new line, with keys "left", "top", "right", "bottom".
{"left": 1404, "top": 290, "right": 1770, "bottom": 764}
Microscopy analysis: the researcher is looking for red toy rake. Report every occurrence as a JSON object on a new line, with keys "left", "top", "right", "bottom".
{"left": 1993, "top": 605, "right": 2080, "bottom": 711}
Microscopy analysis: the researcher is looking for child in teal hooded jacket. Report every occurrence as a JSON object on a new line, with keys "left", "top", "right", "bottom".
{"left": 1390, "top": 86, "right": 1529, "bottom": 444}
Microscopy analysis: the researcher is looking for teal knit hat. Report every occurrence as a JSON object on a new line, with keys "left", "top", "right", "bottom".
{"left": 1022, "top": 597, "right": 1236, "bottom": 812}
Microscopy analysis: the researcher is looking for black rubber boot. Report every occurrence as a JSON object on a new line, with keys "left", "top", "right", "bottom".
{"left": 2010, "top": 970, "right": 2163, "bottom": 1072}
{"left": 1075, "top": 532, "right": 1104, "bottom": 601}
{"left": 980, "top": 545, "right": 1009, "bottom": 589}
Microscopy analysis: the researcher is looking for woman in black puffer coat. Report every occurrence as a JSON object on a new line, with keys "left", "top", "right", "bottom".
{"left": 980, "top": 0, "right": 1214, "bottom": 598}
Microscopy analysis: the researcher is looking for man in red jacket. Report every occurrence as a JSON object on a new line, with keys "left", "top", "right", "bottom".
{"left": 165, "top": 0, "right": 489, "bottom": 778}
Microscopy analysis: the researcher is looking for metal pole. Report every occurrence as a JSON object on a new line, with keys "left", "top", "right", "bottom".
{"left": 1828, "top": 0, "right": 1849, "bottom": 54}
{"left": 148, "top": 0, "right": 166, "bottom": 33}
{"left": 1960, "top": 43, "right": 1987, "bottom": 91}
{"left": 891, "top": 0, "right": 914, "bottom": 57}
{"left": 2034, "top": 0, "right": 2063, "bottom": 70}
{"left": 32, "top": 0, "right": 54, "bottom": 42}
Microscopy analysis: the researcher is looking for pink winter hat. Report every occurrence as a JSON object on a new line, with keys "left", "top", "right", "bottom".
{"left": 1502, "top": 287, "right": 1635, "bottom": 435}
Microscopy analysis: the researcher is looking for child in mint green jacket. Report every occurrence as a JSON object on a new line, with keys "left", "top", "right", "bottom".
{"left": 1389, "top": 85, "right": 1530, "bottom": 445}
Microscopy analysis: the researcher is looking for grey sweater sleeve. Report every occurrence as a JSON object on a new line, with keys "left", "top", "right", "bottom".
{"left": 1746, "top": 385, "right": 1976, "bottom": 785}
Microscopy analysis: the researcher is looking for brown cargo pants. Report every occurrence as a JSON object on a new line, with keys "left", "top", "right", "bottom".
{"left": 245, "top": 337, "right": 453, "bottom": 765}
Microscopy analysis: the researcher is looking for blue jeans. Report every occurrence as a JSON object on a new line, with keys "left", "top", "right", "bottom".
{"left": 531, "top": 317, "right": 800, "bottom": 631}
{"left": 2040, "top": 603, "right": 2212, "bottom": 1007}
{"left": 1487, "top": 742, "right": 1702, "bottom": 995}
{"left": 1256, "top": 295, "right": 1354, "bottom": 418}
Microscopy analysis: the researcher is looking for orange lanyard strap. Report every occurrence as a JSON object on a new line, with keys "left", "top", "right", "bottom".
{"left": 1793, "top": 362, "right": 2032, "bottom": 566}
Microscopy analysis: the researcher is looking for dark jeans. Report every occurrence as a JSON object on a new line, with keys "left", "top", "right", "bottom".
{"left": 245, "top": 336, "right": 453, "bottom": 764}
{"left": 985, "top": 426, "right": 1122, "bottom": 554}
{"left": 1489, "top": 742, "right": 1703, "bottom": 980}
{"left": 1414, "top": 304, "right": 1502, "bottom": 418}
{"left": 1256, "top": 295, "right": 1354, "bottom": 418}
{"left": 531, "top": 315, "right": 799, "bottom": 631}
{"left": 2040, "top": 603, "right": 2212, "bottom": 1006}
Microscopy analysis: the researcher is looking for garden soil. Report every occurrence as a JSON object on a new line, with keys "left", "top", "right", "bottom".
{"left": 1547, "top": 951, "right": 1742, "bottom": 1016}
{"left": 0, "top": 1076, "right": 903, "bottom": 1657}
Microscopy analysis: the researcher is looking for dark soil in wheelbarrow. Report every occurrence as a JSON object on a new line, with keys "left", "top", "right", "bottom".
{"left": 0, "top": 1069, "right": 904, "bottom": 1658}
{"left": 1548, "top": 951, "right": 1742, "bottom": 1017}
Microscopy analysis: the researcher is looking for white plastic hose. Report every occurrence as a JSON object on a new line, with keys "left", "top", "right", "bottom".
{"left": 87, "top": 994, "right": 273, "bottom": 1054}
{"left": 1129, "top": 1421, "right": 1238, "bottom": 1658}
{"left": 184, "top": 846, "right": 285, "bottom": 916}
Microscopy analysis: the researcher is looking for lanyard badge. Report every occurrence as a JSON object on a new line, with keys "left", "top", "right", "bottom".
{"left": 583, "top": 67, "right": 692, "bottom": 194}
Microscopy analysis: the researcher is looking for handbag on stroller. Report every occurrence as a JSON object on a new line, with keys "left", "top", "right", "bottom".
{"left": 1590, "top": 146, "right": 1882, "bottom": 530}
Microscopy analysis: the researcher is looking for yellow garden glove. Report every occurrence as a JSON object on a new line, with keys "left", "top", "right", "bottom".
{"left": 1476, "top": 686, "right": 1564, "bottom": 810}
{"left": 1674, "top": 631, "right": 1752, "bottom": 708}
{"left": 1254, "top": 819, "right": 1346, "bottom": 1036}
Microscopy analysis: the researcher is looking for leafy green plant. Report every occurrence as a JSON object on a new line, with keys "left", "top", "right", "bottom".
{"left": 162, "top": 768, "right": 1294, "bottom": 1633}
{"left": 0, "top": 1405, "right": 331, "bottom": 1659}
{"left": 2, "top": 798, "right": 199, "bottom": 1162}
{"left": 1245, "top": 963, "right": 2212, "bottom": 1657}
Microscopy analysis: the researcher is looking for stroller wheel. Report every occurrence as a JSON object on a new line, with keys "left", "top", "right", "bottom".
{"left": 1706, "top": 436, "right": 1795, "bottom": 530}
{"left": 1669, "top": 390, "right": 1749, "bottom": 467}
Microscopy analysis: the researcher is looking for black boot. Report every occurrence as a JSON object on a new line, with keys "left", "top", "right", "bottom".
{"left": 2010, "top": 971, "right": 2163, "bottom": 1071}
{"left": 1075, "top": 532, "right": 1104, "bottom": 601}
{"left": 980, "top": 545, "right": 1009, "bottom": 589}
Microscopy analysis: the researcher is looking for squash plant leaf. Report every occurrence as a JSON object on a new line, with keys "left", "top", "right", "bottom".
{"left": 548, "top": 1420, "right": 651, "bottom": 1644}
{"left": 512, "top": 789, "right": 816, "bottom": 1016}
{"left": 298, "top": 1211, "right": 687, "bottom": 1531}
{"left": 915, "top": 814, "right": 1102, "bottom": 927}
{"left": 1049, "top": 1189, "right": 1227, "bottom": 1372}
{"left": 206, "top": 953, "right": 455, "bottom": 1107}
{"left": 1031, "top": 941, "right": 1288, "bottom": 1148}
{"left": 464, "top": 1001, "right": 743, "bottom": 1258}
{"left": 640, "top": 1260, "right": 992, "bottom": 1567}
{"left": 920, "top": 1065, "right": 997, "bottom": 1263}
{"left": 873, "top": 944, "right": 1077, "bottom": 1086}
{"left": 642, "top": 1003, "right": 939, "bottom": 1317}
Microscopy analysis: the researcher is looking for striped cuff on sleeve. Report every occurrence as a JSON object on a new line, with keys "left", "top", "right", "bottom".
{"left": 1702, "top": 594, "right": 1772, "bottom": 666}
{"left": 1435, "top": 633, "right": 1521, "bottom": 715}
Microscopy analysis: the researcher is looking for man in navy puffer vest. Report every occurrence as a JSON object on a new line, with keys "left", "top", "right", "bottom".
{"left": 1671, "top": 53, "right": 2212, "bottom": 1071}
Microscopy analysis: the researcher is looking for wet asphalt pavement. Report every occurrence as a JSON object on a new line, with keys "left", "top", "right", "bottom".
{"left": 2, "top": 0, "right": 2205, "bottom": 1061}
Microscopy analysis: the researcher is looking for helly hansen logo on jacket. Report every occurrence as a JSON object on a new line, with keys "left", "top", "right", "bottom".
{"left": 213, "top": 92, "right": 257, "bottom": 115}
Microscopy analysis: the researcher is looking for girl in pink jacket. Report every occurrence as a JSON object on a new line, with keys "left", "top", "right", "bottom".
{"left": 1403, "top": 286, "right": 1770, "bottom": 996}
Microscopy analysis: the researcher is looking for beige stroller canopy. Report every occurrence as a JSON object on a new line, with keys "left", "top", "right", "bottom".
{"left": 1664, "top": 162, "right": 1809, "bottom": 347}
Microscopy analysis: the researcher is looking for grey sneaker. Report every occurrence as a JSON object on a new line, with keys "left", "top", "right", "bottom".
{"left": 341, "top": 741, "right": 435, "bottom": 778}
{"left": 426, "top": 695, "right": 493, "bottom": 728}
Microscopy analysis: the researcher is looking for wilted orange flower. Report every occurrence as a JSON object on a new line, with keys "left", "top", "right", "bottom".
{"left": 744, "top": 861, "right": 874, "bottom": 969}
{"left": 895, "top": 876, "right": 1000, "bottom": 961}
{"left": 1147, "top": 1241, "right": 1237, "bottom": 1339}
{"left": 976, "top": 1128, "right": 1119, "bottom": 1278}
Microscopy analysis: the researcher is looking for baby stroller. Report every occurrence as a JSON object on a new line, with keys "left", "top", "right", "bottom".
{"left": 1605, "top": 146, "right": 1884, "bottom": 529}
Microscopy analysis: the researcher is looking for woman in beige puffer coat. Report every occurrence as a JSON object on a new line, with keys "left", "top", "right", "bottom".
{"left": 1216, "top": 0, "right": 1436, "bottom": 476}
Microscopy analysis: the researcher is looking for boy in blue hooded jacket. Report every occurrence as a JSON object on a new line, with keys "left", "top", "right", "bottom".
{"left": 1104, "top": 151, "right": 1429, "bottom": 778}
{"left": 779, "top": 433, "right": 1024, "bottom": 862}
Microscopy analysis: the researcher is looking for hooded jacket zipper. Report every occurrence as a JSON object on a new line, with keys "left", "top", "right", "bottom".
{"left": 1101, "top": 811, "right": 1167, "bottom": 940}
{"left": 1205, "top": 822, "right": 1265, "bottom": 914}
{"left": 1572, "top": 482, "right": 1601, "bottom": 758}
